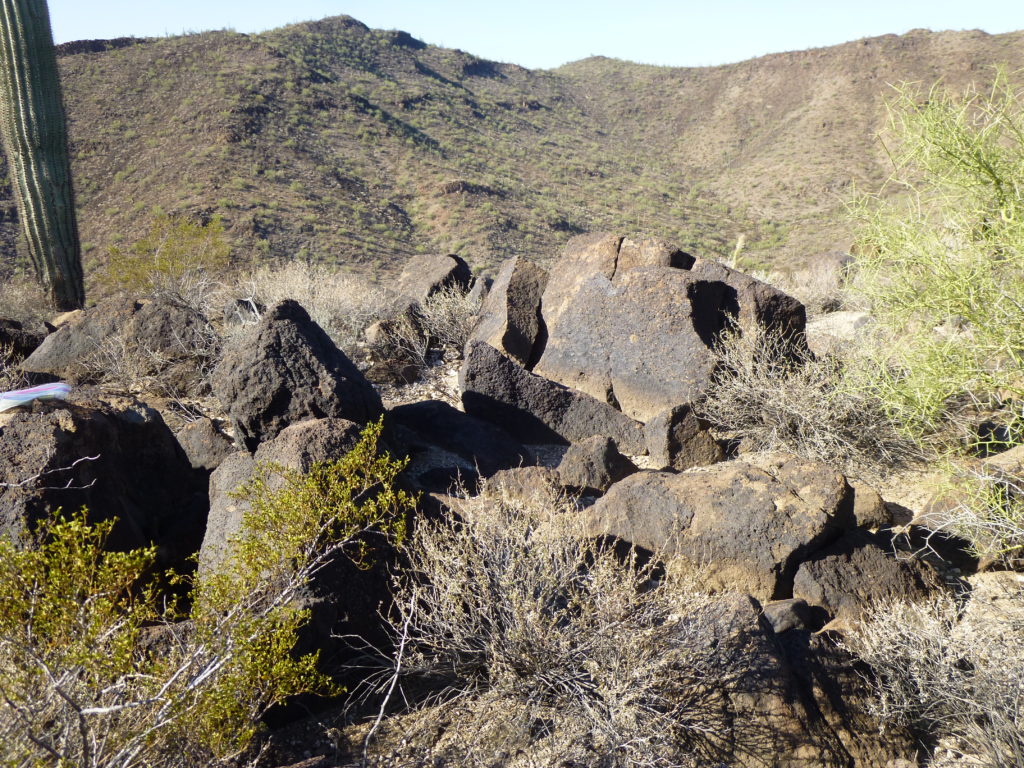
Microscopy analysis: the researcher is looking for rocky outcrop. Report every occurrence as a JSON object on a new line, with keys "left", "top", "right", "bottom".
{"left": 585, "top": 454, "right": 860, "bottom": 600}
{"left": 533, "top": 234, "right": 806, "bottom": 422}
{"left": 556, "top": 435, "right": 637, "bottom": 494}
{"left": 643, "top": 404, "right": 723, "bottom": 470}
{"left": 460, "top": 340, "right": 645, "bottom": 453}
{"left": 0, "top": 395, "right": 207, "bottom": 566}
{"left": 793, "top": 530, "right": 940, "bottom": 623}
{"left": 466, "top": 255, "right": 547, "bottom": 367}
{"left": 212, "top": 300, "right": 382, "bottom": 452}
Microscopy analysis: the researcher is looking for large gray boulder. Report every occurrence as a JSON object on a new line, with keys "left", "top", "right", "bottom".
{"left": 585, "top": 454, "right": 859, "bottom": 600}
{"left": 212, "top": 300, "right": 382, "bottom": 452}
{"left": 535, "top": 267, "right": 732, "bottom": 421}
{"left": 394, "top": 253, "right": 472, "bottom": 303}
{"left": 467, "top": 255, "right": 548, "bottom": 367}
{"left": 534, "top": 234, "right": 807, "bottom": 423}
{"left": 539, "top": 233, "right": 692, "bottom": 331}
{"left": 0, "top": 395, "right": 207, "bottom": 567}
{"left": 21, "top": 297, "right": 214, "bottom": 393}
{"left": 459, "top": 340, "right": 645, "bottom": 454}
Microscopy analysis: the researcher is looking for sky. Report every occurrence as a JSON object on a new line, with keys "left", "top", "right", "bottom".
{"left": 47, "top": 0, "right": 1024, "bottom": 70}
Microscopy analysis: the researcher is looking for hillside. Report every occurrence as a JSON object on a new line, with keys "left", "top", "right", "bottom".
{"left": 2, "top": 18, "right": 1024, "bottom": 287}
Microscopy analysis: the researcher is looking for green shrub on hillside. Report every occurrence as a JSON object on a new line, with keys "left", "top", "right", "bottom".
{"left": 102, "top": 213, "right": 231, "bottom": 299}
{"left": 850, "top": 72, "right": 1024, "bottom": 446}
{"left": 0, "top": 420, "right": 413, "bottom": 768}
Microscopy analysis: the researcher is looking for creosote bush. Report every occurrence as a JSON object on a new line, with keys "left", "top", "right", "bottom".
{"left": 849, "top": 72, "right": 1024, "bottom": 445}
{"left": 373, "top": 481, "right": 737, "bottom": 767}
{"left": 851, "top": 591, "right": 1024, "bottom": 768}
{"left": 0, "top": 420, "right": 414, "bottom": 768}
{"left": 697, "top": 325, "right": 914, "bottom": 474}
{"left": 102, "top": 214, "right": 231, "bottom": 309}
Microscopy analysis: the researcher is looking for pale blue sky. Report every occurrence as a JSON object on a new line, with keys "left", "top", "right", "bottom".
{"left": 47, "top": 1, "right": 1024, "bottom": 69}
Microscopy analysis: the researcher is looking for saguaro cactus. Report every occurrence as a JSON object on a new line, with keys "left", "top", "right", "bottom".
{"left": 0, "top": 0, "right": 84, "bottom": 310}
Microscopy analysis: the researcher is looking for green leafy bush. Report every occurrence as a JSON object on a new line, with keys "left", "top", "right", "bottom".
{"left": 102, "top": 213, "right": 231, "bottom": 301}
{"left": 849, "top": 72, "right": 1024, "bottom": 445}
{"left": 0, "top": 420, "right": 413, "bottom": 768}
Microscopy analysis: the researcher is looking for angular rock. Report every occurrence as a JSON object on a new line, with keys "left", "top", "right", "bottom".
{"left": 540, "top": 233, "right": 692, "bottom": 333}
{"left": 21, "top": 296, "right": 138, "bottom": 379}
{"left": 793, "top": 530, "right": 941, "bottom": 622}
{"left": 394, "top": 253, "right": 472, "bottom": 303}
{"left": 467, "top": 255, "right": 548, "bottom": 367}
{"left": 643, "top": 404, "right": 723, "bottom": 470}
{"left": 616, "top": 235, "right": 695, "bottom": 273}
{"left": 199, "top": 417, "right": 394, "bottom": 668}
{"left": 212, "top": 300, "right": 382, "bottom": 452}
{"left": 761, "top": 598, "right": 812, "bottom": 634}
{"left": 585, "top": 454, "right": 858, "bottom": 599}
{"left": 689, "top": 257, "right": 807, "bottom": 341}
{"left": 849, "top": 481, "right": 890, "bottom": 529}
{"left": 556, "top": 435, "right": 637, "bottom": 494}
{"left": 0, "top": 395, "right": 207, "bottom": 567}
{"left": 175, "top": 418, "right": 234, "bottom": 472}
{"left": 540, "top": 232, "right": 622, "bottom": 331}
{"left": 485, "top": 466, "right": 563, "bottom": 505}
{"left": 21, "top": 297, "right": 214, "bottom": 393}
{"left": 200, "top": 418, "right": 363, "bottom": 572}
{"left": 388, "top": 400, "right": 531, "bottom": 479}
{"left": 536, "top": 267, "right": 736, "bottom": 421}
{"left": 460, "top": 340, "right": 645, "bottom": 454}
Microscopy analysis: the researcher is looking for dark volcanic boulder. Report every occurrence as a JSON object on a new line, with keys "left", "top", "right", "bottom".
{"left": 459, "top": 340, "right": 645, "bottom": 454}
{"left": 585, "top": 454, "right": 858, "bottom": 600}
{"left": 534, "top": 234, "right": 807, "bottom": 422}
{"left": 199, "top": 416, "right": 391, "bottom": 669}
{"left": 21, "top": 297, "right": 215, "bottom": 393}
{"left": 467, "top": 255, "right": 548, "bottom": 367}
{"left": 643, "top": 404, "right": 723, "bottom": 470}
{"left": 535, "top": 267, "right": 732, "bottom": 421}
{"left": 556, "top": 435, "right": 638, "bottom": 494}
{"left": 21, "top": 296, "right": 137, "bottom": 379}
{"left": 0, "top": 317, "right": 49, "bottom": 359}
{"left": 212, "top": 300, "right": 382, "bottom": 452}
{"left": 394, "top": 253, "right": 472, "bottom": 303}
{"left": 200, "top": 417, "right": 365, "bottom": 572}
{"left": 388, "top": 400, "right": 531, "bottom": 481}
{"left": 793, "top": 530, "right": 941, "bottom": 623}
{"left": 0, "top": 396, "right": 207, "bottom": 566}
{"left": 175, "top": 418, "right": 234, "bottom": 472}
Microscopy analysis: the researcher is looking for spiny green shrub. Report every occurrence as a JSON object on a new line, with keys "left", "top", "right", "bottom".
{"left": 849, "top": 72, "right": 1024, "bottom": 446}
{"left": 0, "top": 420, "right": 413, "bottom": 768}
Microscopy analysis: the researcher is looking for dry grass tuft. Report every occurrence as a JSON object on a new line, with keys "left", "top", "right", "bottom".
{"left": 697, "top": 326, "right": 917, "bottom": 475}
{"left": 850, "top": 589, "right": 1024, "bottom": 768}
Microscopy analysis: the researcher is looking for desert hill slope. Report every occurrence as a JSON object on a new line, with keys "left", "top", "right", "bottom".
{"left": 3, "top": 18, "right": 1024, "bottom": 284}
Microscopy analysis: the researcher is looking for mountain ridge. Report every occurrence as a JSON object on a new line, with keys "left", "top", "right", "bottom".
{"left": 2, "top": 18, "right": 1023, "bottom": 290}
